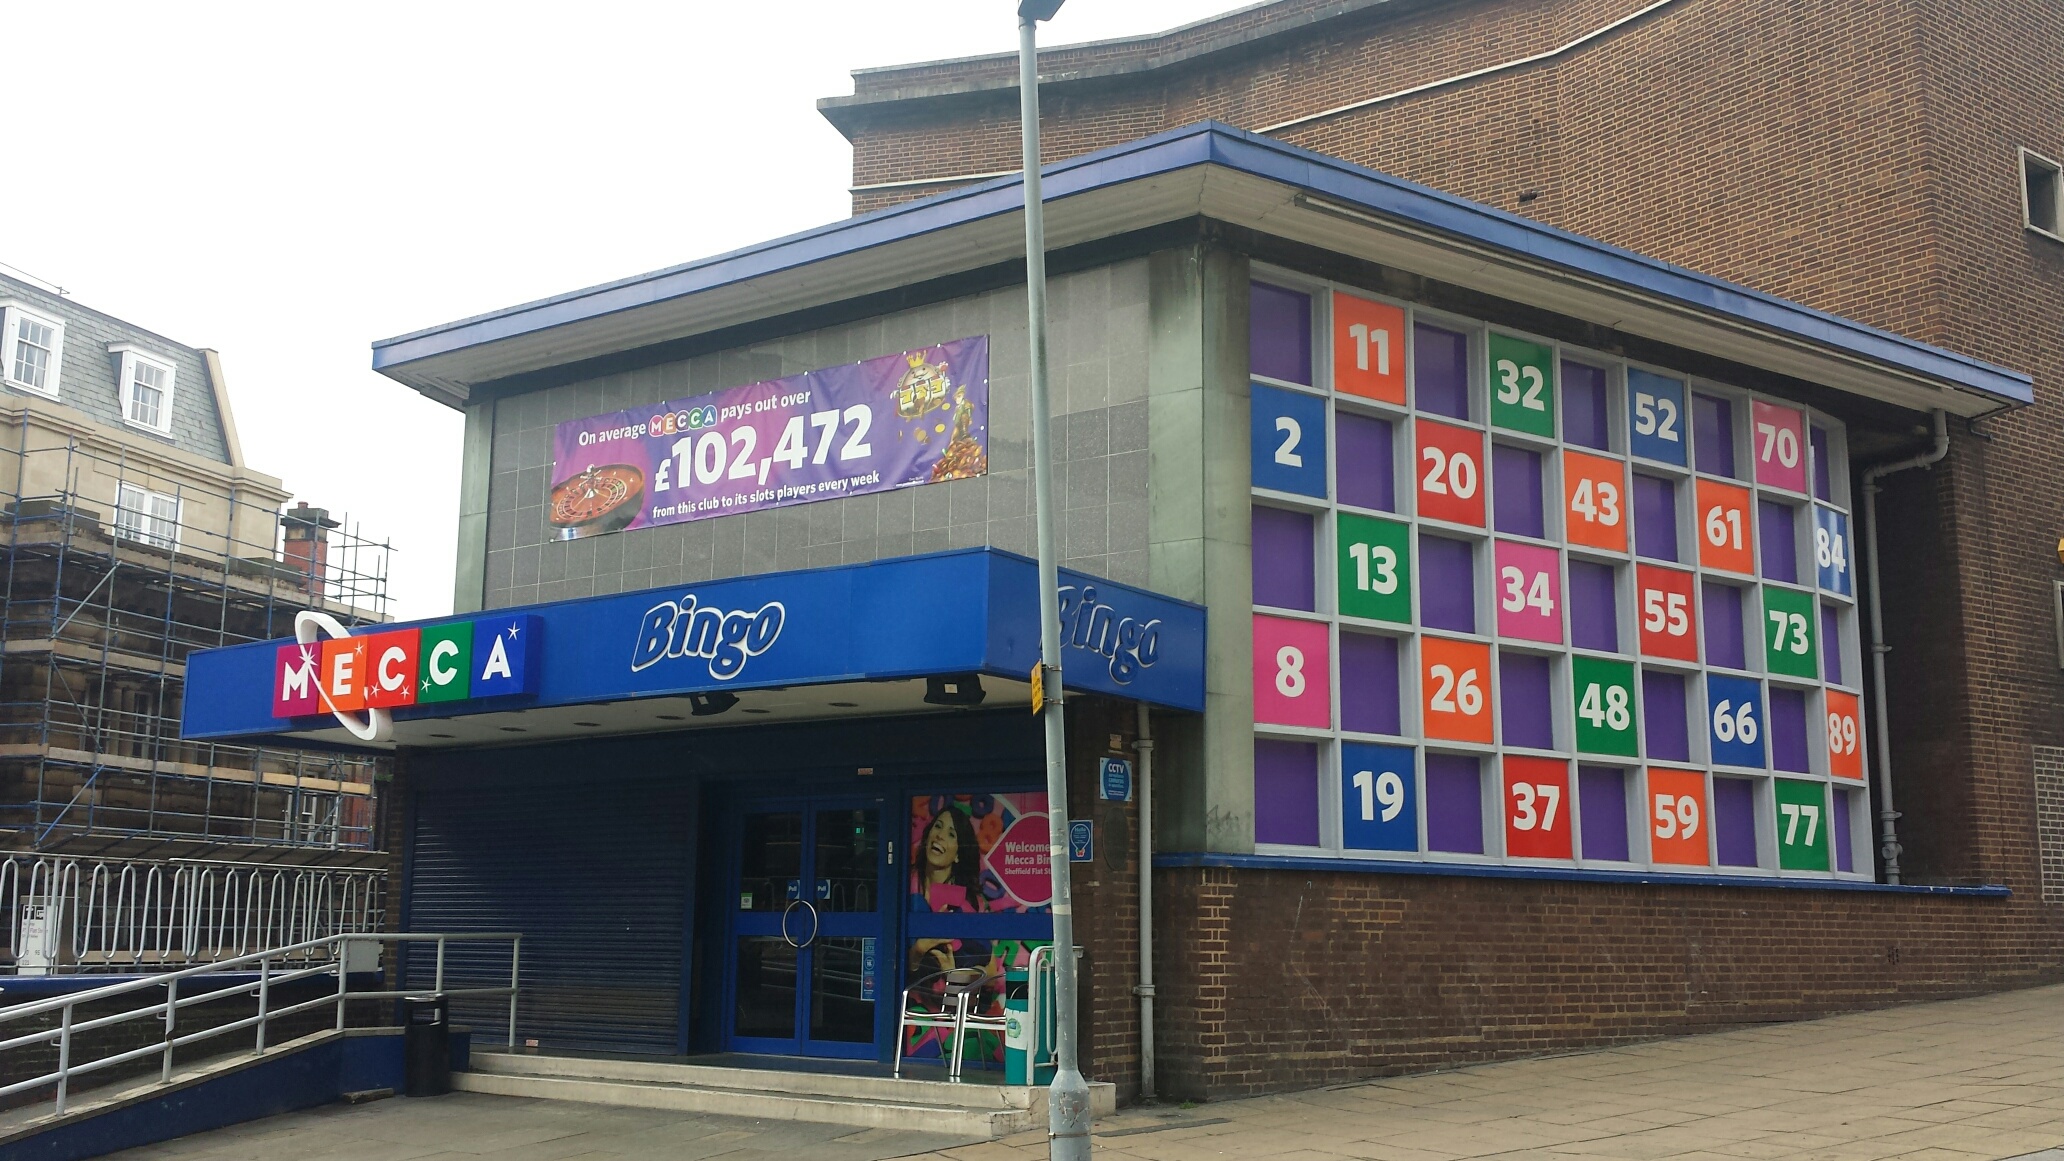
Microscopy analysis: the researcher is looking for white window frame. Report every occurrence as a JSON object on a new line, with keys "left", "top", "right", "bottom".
{"left": 114, "top": 482, "right": 182, "bottom": 551}
{"left": 0, "top": 301, "right": 65, "bottom": 399}
{"left": 2023, "top": 147, "right": 2063, "bottom": 243}
{"left": 109, "top": 344, "right": 177, "bottom": 435}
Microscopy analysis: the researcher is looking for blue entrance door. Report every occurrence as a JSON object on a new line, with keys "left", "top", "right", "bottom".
{"left": 726, "top": 800, "right": 886, "bottom": 1058}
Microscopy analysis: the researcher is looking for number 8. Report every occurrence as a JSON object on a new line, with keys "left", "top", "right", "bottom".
{"left": 1275, "top": 646, "right": 1306, "bottom": 698}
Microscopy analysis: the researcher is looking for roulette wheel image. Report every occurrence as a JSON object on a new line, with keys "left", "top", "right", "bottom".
{"left": 548, "top": 464, "right": 645, "bottom": 541}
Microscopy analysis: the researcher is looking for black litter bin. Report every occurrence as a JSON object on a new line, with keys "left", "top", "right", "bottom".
{"left": 402, "top": 994, "right": 450, "bottom": 1096}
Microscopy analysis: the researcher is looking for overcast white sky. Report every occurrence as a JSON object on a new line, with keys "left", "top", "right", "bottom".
{"left": 7, "top": 1, "right": 1236, "bottom": 620}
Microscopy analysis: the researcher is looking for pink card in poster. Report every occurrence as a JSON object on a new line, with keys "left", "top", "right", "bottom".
{"left": 1252, "top": 614, "right": 1332, "bottom": 728}
{"left": 1751, "top": 400, "right": 1807, "bottom": 493}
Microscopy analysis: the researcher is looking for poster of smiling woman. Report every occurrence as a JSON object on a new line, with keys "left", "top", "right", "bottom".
{"left": 902, "top": 793, "right": 1052, "bottom": 1070}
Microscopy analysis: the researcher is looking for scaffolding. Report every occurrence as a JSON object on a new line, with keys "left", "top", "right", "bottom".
{"left": 0, "top": 428, "right": 393, "bottom": 860}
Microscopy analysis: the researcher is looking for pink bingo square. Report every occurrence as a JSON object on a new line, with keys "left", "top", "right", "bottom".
{"left": 1751, "top": 400, "right": 1807, "bottom": 493}
{"left": 273, "top": 641, "right": 321, "bottom": 718}
{"left": 1252, "top": 614, "right": 1331, "bottom": 728}
{"left": 1494, "top": 540, "right": 1563, "bottom": 643}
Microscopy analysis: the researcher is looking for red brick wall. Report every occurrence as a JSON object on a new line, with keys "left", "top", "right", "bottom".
{"left": 1065, "top": 697, "right": 1146, "bottom": 1104}
{"left": 1155, "top": 866, "right": 2043, "bottom": 1099}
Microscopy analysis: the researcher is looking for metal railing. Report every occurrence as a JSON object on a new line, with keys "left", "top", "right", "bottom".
{"left": 0, "top": 930, "right": 519, "bottom": 1115}
{"left": 0, "top": 855, "right": 385, "bottom": 973}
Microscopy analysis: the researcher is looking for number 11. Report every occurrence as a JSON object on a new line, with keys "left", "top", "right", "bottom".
{"left": 1348, "top": 323, "right": 1391, "bottom": 375}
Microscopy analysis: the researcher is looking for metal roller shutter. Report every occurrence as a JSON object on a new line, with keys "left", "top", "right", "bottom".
{"left": 405, "top": 767, "right": 693, "bottom": 1054}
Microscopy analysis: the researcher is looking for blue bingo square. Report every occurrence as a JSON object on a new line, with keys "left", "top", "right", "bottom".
{"left": 1705, "top": 673, "right": 1765, "bottom": 770}
{"left": 1628, "top": 369, "right": 1687, "bottom": 466}
{"left": 1814, "top": 506, "right": 1852, "bottom": 596}
{"left": 1341, "top": 742, "right": 1418, "bottom": 852}
{"left": 1251, "top": 382, "right": 1329, "bottom": 498}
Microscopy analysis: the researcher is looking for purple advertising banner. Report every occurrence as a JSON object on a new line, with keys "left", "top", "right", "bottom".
{"left": 547, "top": 337, "right": 988, "bottom": 540}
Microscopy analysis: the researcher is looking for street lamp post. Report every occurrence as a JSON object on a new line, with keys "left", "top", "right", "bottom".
{"left": 1017, "top": 2, "right": 1092, "bottom": 1158}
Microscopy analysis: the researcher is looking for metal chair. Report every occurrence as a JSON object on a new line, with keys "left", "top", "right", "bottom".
{"left": 892, "top": 965, "right": 1005, "bottom": 1081}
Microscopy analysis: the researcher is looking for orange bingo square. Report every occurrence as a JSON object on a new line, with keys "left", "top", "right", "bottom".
{"left": 1562, "top": 448, "right": 1628, "bottom": 552}
{"left": 1419, "top": 636, "right": 1494, "bottom": 744}
{"left": 1647, "top": 768, "right": 1711, "bottom": 866}
{"left": 1332, "top": 291, "right": 1406, "bottom": 405}
{"left": 1826, "top": 689, "right": 1865, "bottom": 780}
{"left": 1695, "top": 479, "right": 1756, "bottom": 575}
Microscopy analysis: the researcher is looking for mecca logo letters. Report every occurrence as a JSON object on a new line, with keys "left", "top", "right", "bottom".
{"left": 273, "top": 613, "right": 540, "bottom": 737}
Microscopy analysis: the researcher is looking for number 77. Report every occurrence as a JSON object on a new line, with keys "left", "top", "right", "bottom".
{"left": 1779, "top": 802, "right": 1821, "bottom": 845}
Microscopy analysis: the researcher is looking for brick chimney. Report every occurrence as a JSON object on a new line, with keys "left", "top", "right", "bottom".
{"left": 281, "top": 502, "right": 340, "bottom": 600}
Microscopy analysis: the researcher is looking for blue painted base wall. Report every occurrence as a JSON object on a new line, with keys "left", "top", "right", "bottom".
{"left": 0, "top": 1029, "right": 472, "bottom": 1161}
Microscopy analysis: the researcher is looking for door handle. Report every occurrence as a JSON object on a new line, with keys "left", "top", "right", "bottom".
{"left": 780, "top": 899, "right": 820, "bottom": 949}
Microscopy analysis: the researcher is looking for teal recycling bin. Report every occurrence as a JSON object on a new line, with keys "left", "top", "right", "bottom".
{"left": 1003, "top": 964, "right": 1056, "bottom": 1086}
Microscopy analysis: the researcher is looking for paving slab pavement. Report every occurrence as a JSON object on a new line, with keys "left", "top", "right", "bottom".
{"left": 113, "top": 984, "right": 2064, "bottom": 1160}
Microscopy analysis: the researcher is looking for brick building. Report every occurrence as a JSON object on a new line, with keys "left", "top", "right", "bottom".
{"left": 815, "top": 0, "right": 2064, "bottom": 1094}
{"left": 185, "top": 0, "right": 2058, "bottom": 1116}
{"left": 0, "top": 269, "right": 392, "bottom": 975}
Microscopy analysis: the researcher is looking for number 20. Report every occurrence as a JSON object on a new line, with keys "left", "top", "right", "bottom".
{"left": 1420, "top": 446, "right": 1479, "bottom": 497}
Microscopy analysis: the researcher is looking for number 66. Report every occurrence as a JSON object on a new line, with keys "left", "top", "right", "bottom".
{"left": 1712, "top": 698, "right": 1758, "bottom": 744}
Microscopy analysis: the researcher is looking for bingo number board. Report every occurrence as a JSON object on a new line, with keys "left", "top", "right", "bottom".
{"left": 1246, "top": 276, "right": 1871, "bottom": 881}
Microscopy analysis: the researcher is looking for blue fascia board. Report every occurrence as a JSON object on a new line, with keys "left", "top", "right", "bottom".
{"left": 1155, "top": 850, "right": 2013, "bottom": 897}
{"left": 372, "top": 120, "right": 2030, "bottom": 407}
{"left": 181, "top": 547, "right": 1206, "bottom": 743}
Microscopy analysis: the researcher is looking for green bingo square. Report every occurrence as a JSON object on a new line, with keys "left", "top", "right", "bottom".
{"left": 1335, "top": 512, "right": 1413, "bottom": 624}
{"left": 1488, "top": 333, "right": 1556, "bottom": 438}
{"left": 1774, "top": 778, "right": 1831, "bottom": 871}
{"left": 1761, "top": 586, "right": 1819, "bottom": 680}
{"left": 1571, "top": 656, "right": 1638, "bottom": 757}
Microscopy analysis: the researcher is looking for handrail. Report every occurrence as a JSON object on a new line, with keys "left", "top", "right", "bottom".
{"left": 2, "top": 853, "right": 386, "bottom": 973}
{"left": 0, "top": 930, "right": 521, "bottom": 1116}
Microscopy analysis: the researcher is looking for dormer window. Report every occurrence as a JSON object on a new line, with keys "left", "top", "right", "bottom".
{"left": 1, "top": 303, "right": 64, "bottom": 398}
{"left": 110, "top": 344, "right": 176, "bottom": 435}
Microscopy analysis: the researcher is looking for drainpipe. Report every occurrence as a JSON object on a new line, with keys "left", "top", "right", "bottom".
{"left": 1860, "top": 409, "right": 1948, "bottom": 885}
{"left": 1134, "top": 703, "right": 1156, "bottom": 1101}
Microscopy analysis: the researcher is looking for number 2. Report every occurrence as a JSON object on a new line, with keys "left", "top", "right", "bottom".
{"left": 1275, "top": 416, "right": 1303, "bottom": 467}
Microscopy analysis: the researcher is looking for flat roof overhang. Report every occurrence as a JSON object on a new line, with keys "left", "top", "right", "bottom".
{"left": 181, "top": 548, "right": 1204, "bottom": 753}
{"left": 372, "top": 121, "right": 2030, "bottom": 417}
